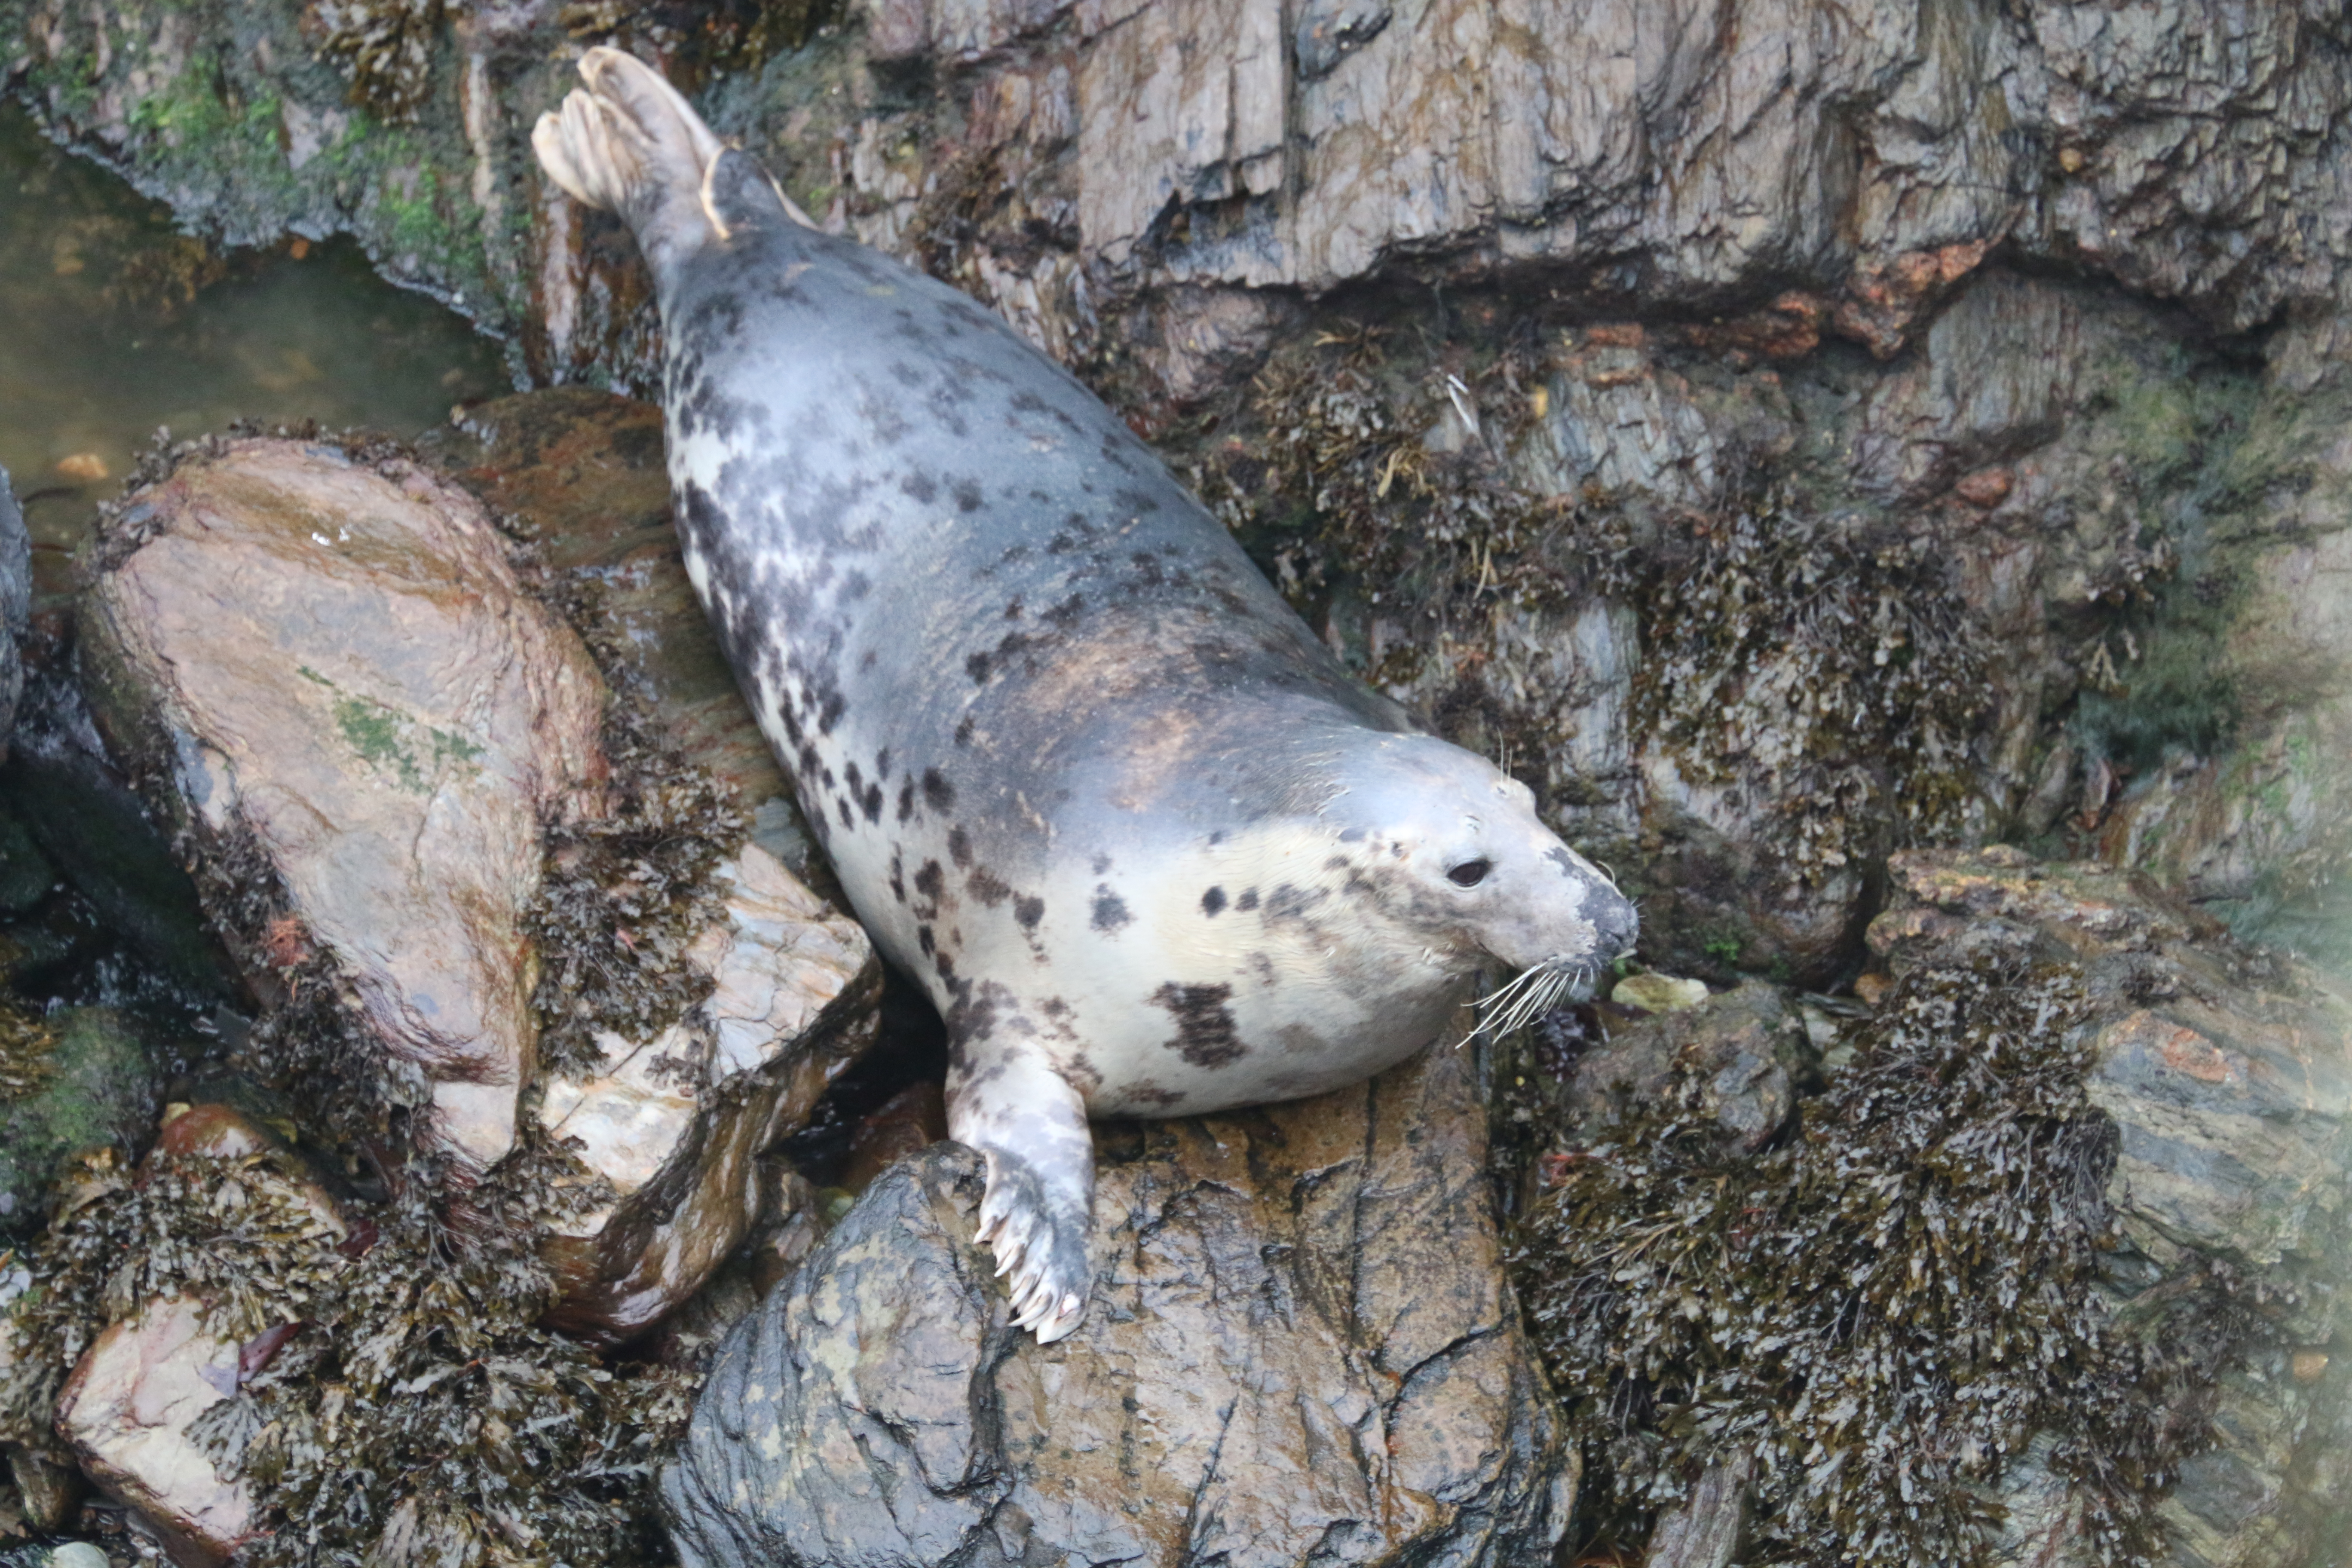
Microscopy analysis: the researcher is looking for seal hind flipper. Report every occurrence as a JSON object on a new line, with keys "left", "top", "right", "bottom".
{"left": 949, "top": 1046, "right": 1095, "bottom": 1343}
{"left": 534, "top": 47, "right": 816, "bottom": 264}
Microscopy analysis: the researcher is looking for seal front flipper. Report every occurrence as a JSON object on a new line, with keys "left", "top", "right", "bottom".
{"left": 948, "top": 1045, "right": 1095, "bottom": 1343}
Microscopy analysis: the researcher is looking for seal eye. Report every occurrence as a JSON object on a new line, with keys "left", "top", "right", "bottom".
{"left": 1447, "top": 858, "right": 1492, "bottom": 888}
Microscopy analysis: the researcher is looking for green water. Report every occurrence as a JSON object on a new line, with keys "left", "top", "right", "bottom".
{"left": 0, "top": 102, "right": 509, "bottom": 602}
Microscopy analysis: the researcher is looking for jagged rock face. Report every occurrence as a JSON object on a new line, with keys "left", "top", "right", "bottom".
{"left": 78, "top": 438, "right": 609, "bottom": 1170}
{"left": 665, "top": 1033, "right": 1573, "bottom": 1568}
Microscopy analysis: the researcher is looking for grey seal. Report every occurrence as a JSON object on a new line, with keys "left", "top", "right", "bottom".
{"left": 535, "top": 50, "right": 1638, "bottom": 1341}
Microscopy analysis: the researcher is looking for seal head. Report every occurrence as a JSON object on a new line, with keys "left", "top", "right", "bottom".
{"left": 535, "top": 50, "right": 1638, "bottom": 1341}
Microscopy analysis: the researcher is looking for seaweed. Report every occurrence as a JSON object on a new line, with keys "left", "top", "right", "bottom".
{"left": 558, "top": 0, "right": 843, "bottom": 84}
{"left": 0, "top": 1005, "right": 57, "bottom": 1106}
{"left": 526, "top": 703, "right": 748, "bottom": 1084}
{"left": 0, "top": 1132, "right": 694, "bottom": 1568}
{"left": 304, "top": 0, "right": 445, "bottom": 122}
{"left": 1512, "top": 948, "right": 2247, "bottom": 1565}
{"left": 1631, "top": 497, "right": 1991, "bottom": 888}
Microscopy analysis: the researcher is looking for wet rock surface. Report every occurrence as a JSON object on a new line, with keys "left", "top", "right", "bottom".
{"left": 667, "top": 1031, "right": 1572, "bottom": 1568}
{"left": 79, "top": 436, "right": 609, "bottom": 1170}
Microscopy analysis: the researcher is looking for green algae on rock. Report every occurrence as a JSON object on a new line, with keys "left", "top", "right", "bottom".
{"left": 0, "top": 1009, "right": 167, "bottom": 1239}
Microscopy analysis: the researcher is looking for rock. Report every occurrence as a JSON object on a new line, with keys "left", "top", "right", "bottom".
{"left": 665, "top": 1031, "right": 1573, "bottom": 1568}
{"left": 1549, "top": 980, "right": 1808, "bottom": 1160}
{"left": 79, "top": 437, "right": 609, "bottom": 1170}
{"left": 421, "top": 389, "right": 827, "bottom": 890}
{"left": 0, "top": 1009, "right": 167, "bottom": 1237}
{"left": 52, "top": 1105, "right": 344, "bottom": 1568}
{"left": 1642, "top": 1452, "right": 1754, "bottom": 1568}
{"left": 836, "top": 1079, "right": 946, "bottom": 1194}
{"left": 0, "top": 466, "right": 26, "bottom": 760}
{"left": 5, "top": 1441, "right": 83, "bottom": 1532}
{"left": 536, "top": 844, "right": 882, "bottom": 1346}
{"left": 0, "top": 1543, "right": 110, "bottom": 1568}
{"left": 1868, "top": 847, "right": 2352, "bottom": 1566}
{"left": 53, "top": 1296, "right": 259, "bottom": 1568}
{"left": 1610, "top": 972, "right": 1709, "bottom": 1013}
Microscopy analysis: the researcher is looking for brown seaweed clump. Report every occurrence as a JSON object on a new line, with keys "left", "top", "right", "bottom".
{"left": 1, "top": 1134, "right": 696, "bottom": 1568}
{"left": 0, "top": 1005, "right": 58, "bottom": 1106}
{"left": 302, "top": 0, "right": 443, "bottom": 119}
{"left": 1632, "top": 499, "right": 1991, "bottom": 889}
{"left": 1512, "top": 951, "right": 2246, "bottom": 1565}
{"left": 526, "top": 704, "right": 749, "bottom": 1083}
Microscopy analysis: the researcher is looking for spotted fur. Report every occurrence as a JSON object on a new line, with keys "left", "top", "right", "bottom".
{"left": 536, "top": 49, "right": 1638, "bottom": 1342}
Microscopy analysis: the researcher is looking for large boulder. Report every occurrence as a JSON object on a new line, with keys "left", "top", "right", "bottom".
{"left": 79, "top": 436, "right": 609, "bottom": 1170}
{"left": 665, "top": 1030, "right": 1572, "bottom": 1568}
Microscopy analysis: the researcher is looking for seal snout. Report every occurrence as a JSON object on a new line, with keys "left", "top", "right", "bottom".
{"left": 1586, "top": 880, "right": 1640, "bottom": 962}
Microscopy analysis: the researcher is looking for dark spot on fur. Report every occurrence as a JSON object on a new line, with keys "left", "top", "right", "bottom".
{"left": 918, "top": 924, "right": 936, "bottom": 955}
{"left": 948, "top": 827, "right": 974, "bottom": 868}
{"left": 900, "top": 470, "right": 938, "bottom": 503}
{"left": 897, "top": 779, "right": 916, "bottom": 823}
{"left": 862, "top": 784, "right": 884, "bottom": 822}
{"left": 952, "top": 479, "right": 985, "bottom": 512}
{"left": 1091, "top": 886, "right": 1131, "bottom": 932}
{"left": 913, "top": 861, "right": 945, "bottom": 900}
{"left": 1015, "top": 894, "right": 1045, "bottom": 929}
{"left": 1043, "top": 594, "right": 1083, "bottom": 629}
{"left": 966, "top": 650, "right": 992, "bottom": 683}
{"left": 1151, "top": 983, "right": 1245, "bottom": 1069}
{"left": 1201, "top": 886, "right": 1227, "bottom": 917}
{"left": 818, "top": 690, "right": 847, "bottom": 734}
{"left": 968, "top": 867, "right": 1011, "bottom": 906}
{"left": 1004, "top": 596, "right": 1024, "bottom": 619}
{"left": 923, "top": 768, "right": 956, "bottom": 811}
{"left": 1235, "top": 888, "right": 1260, "bottom": 912}
{"left": 1128, "top": 1082, "right": 1186, "bottom": 1108}
{"left": 955, "top": 717, "right": 976, "bottom": 746}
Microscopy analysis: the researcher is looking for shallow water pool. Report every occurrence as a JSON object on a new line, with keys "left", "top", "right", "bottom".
{"left": 0, "top": 102, "right": 509, "bottom": 603}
